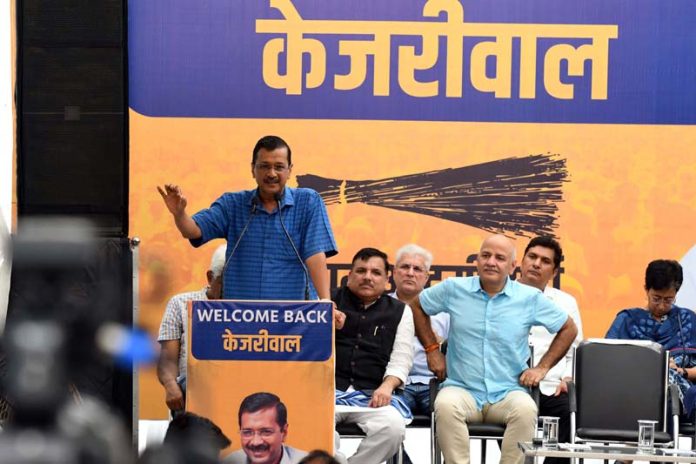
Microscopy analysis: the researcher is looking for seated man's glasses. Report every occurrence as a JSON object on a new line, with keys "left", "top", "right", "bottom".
{"left": 649, "top": 295, "right": 675, "bottom": 306}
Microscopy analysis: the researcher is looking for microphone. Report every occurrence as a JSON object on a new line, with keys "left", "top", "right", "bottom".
{"left": 275, "top": 191, "right": 310, "bottom": 300}
{"left": 219, "top": 196, "right": 258, "bottom": 298}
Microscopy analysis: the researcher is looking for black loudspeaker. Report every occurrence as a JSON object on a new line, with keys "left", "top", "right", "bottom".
{"left": 13, "top": 0, "right": 132, "bottom": 430}
{"left": 17, "top": 0, "right": 128, "bottom": 237}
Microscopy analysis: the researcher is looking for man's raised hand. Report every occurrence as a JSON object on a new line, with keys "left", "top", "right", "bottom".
{"left": 157, "top": 184, "right": 187, "bottom": 216}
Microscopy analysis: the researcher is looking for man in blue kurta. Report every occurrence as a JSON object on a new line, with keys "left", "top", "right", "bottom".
{"left": 158, "top": 135, "right": 338, "bottom": 301}
{"left": 410, "top": 234, "right": 578, "bottom": 464}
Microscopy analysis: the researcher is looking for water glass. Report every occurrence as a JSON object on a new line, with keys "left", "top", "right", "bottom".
{"left": 637, "top": 419, "right": 657, "bottom": 452}
{"left": 540, "top": 416, "right": 559, "bottom": 447}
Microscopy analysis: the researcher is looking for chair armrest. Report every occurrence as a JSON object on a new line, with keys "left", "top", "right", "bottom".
{"left": 668, "top": 382, "right": 683, "bottom": 446}
{"left": 427, "top": 343, "right": 447, "bottom": 414}
{"left": 567, "top": 379, "right": 576, "bottom": 413}
{"left": 669, "top": 383, "right": 681, "bottom": 415}
{"left": 429, "top": 377, "right": 440, "bottom": 414}
{"left": 531, "top": 385, "right": 540, "bottom": 408}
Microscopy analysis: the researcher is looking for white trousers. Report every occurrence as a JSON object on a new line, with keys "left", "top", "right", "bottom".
{"left": 335, "top": 405, "right": 406, "bottom": 464}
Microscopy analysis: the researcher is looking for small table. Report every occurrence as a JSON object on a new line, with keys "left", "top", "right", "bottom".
{"left": 519, "top": 442, "right": 696, "bottom": 464}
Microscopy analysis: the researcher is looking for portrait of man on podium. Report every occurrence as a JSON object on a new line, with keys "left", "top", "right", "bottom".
{"left": 225, "top": 392, "right": 308, "bottom": 464}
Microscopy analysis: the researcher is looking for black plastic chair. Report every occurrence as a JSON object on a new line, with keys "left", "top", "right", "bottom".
{"left": 679, "top": 421, "right": 696, "bottom": 450}
{"left": 403, "top": 385, "right": 436, "bottom": 464}
{"left": 568, "top": 339, "right": 678, "bottom": 449}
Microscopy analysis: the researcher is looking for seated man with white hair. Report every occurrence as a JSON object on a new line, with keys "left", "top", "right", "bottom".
{"left": 391, "top": 244, "right": 449, "bottom": 416}
{"left": 157, "top": 244, "right": 226, "bottom": 414}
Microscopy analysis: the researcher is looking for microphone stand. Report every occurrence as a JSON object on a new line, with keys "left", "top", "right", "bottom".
{"left": 275, "top": 191, "right": 311, "bottom": 300}
{"left": 219, "top": 197, "right": 258, "bottom": 298}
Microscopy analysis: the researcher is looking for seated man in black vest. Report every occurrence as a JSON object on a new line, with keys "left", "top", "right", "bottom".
{"left": 333, "top": 248, "right": 414, "bottom": 464}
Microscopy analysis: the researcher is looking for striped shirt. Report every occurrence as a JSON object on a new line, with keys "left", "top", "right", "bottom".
{"left": 191, "top": 187, "right": 337, "bottom": 300}
{"left": 157, "top": 288, "right": 208, "bottom": 380}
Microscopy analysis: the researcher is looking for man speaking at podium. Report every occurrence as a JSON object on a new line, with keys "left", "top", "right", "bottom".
{"left": 158, "top": 135, "right": 338, "bottom": 301}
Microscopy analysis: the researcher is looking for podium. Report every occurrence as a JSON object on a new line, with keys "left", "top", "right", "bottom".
{"left": 186, "top": 300, "right": 335, "bottom": 461}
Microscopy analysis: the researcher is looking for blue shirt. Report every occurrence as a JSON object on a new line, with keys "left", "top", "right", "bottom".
{"left": 190, "top": 187, "right": 338, "bottom": 300}
{"left": 419, "top": 276, "right": 568, "bottom": 408}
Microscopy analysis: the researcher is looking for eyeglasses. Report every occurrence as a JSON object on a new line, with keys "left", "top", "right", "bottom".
{"left": 397, "top": 263, "right": 427, "bottom": 275}
{"left": 240, "top": 428, "right": 278, "bottom": 439}
{"left": 649, "top": 294, "right": 675, "bottom": 306}
{"left": 254, "top": 163, "right": 289, "bottom": 173}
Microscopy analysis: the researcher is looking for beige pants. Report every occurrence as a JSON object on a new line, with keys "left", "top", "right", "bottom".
{"left": 435, "top": 387, "right": 537, "bottom": 464}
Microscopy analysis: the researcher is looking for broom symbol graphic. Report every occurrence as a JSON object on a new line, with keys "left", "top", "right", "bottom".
{"left": 297, "top": 153, "right": 567, "bottom": 237}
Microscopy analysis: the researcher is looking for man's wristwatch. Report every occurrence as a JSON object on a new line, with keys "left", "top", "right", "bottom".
{"left": 682, "top": 369, "right": 689, "bottom": 380}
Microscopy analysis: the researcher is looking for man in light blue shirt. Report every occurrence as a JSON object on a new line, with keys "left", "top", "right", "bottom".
{"left": 410, "top": 234, "right": 577, "bottom": 464}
